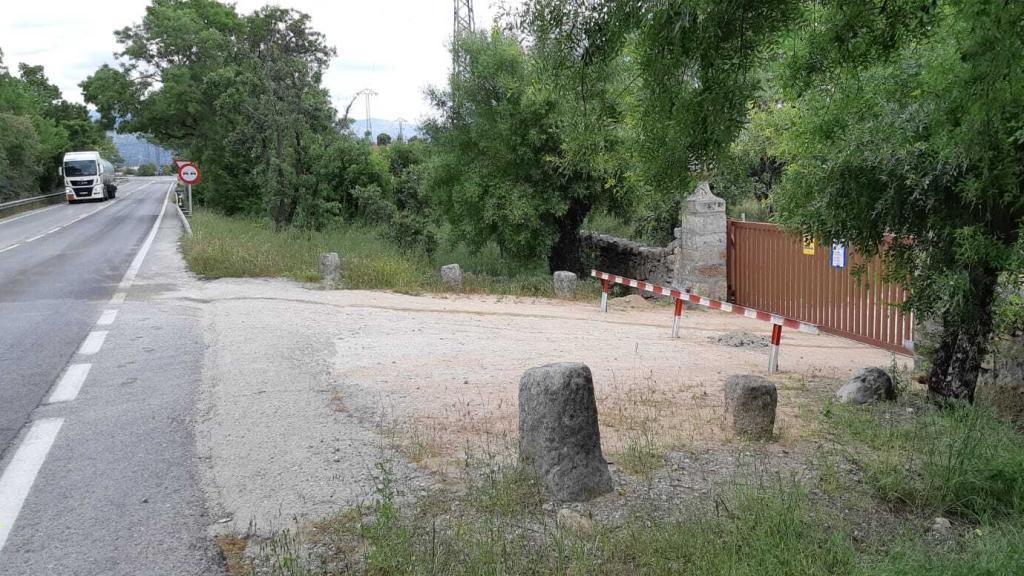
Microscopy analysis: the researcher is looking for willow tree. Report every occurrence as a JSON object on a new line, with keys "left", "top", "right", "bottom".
{"left": 423, "top": 26, "right": 633, "bottom": 272}
{"left": 773, "top": 1, "right": 1024, "bottom": 400}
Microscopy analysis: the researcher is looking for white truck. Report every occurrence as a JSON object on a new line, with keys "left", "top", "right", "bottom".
{"left": 61, "top": 151, "right": 117, "bottom": 203}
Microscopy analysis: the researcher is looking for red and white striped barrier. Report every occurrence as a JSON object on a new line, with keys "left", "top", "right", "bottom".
{"left": 591, "top": 269, "right": 819, "bottom": 373}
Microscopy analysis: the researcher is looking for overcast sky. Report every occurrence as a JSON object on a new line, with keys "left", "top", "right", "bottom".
{"left": 0, "top": 0, "right": 512, "bottom": 123}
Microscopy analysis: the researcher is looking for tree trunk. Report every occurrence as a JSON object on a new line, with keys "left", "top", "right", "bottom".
{"left": 547, "top": 198, "right": 592, "bottom": 274}
{"left": 927, "top": 269, "right": 998, "bottom": 402}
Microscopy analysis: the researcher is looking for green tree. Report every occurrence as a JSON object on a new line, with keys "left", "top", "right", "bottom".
{"left": 0, "top": 52, "right": 111, "bottom": 197}
{"left": 376, "top": 132, "right": 391, "bottom": 146}
{"left": 424, "top": 26, "right": 632, "bottom": 272}
{"left": 0, "top": 113, "right": 43, "bottom": 201}
{"left": 137, "top": 162, "right": 157, "bottom": 177}
{"left": 772, "top": 1, "right": 1024, "bottom": 400}
{"left": 82, "top": 0, "right": 344, "bottom": 229}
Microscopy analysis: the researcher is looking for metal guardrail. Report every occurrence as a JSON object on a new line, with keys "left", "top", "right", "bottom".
{"left": 0, "top": 191, "right": 65, "bottom": 212}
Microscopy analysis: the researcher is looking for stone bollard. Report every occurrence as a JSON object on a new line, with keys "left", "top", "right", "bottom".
{"left": 724, "top": 375, "right": 777, "bottom": 440}
{"left": 319, "top": 252, "right": 342, "bottom": 285}
{"left": 835, "top": 367, "right": 896, "bottom": 405}
{"left": 519, "top": 363, "right": 613, "bottom": 502}
{"left": 440, "top": 263, "right": 462, "bottom": 289}
{"left": 553, "top": 271, "right": 578, "bottom": 298}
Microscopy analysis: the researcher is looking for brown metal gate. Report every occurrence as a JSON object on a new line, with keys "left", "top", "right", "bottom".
{"left": 727, "top": 221, "right": 913, "bottom": 353}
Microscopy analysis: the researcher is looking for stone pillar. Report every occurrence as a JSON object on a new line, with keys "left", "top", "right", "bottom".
{"left": 319, "top": 252, "right": 342, "bottom": 285}
{"left": 519, "top": 363, "right": 613, "bottom": 502}
{"left": 673, "top": 181, "right": 727, "bottom": 300}
{"left": 440, "top": 263, "right": 462, "bottom": 289}
{"left": 724, "top": 374, "right": 777, "bottom": 440}
{"left": 553, "top": 271, "right": 578, "bottom": 298}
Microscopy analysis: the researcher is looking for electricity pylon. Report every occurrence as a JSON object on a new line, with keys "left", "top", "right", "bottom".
{"left": 453, "top": 0, "right": 475, "bottom": 76}
{"left": 355, "top": 88, "right": 378, "bottom": 139}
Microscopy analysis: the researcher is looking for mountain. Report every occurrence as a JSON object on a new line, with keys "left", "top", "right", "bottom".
{"left": 107, "top": 132, "right": 176, "bottom": 167}
{"left": 348, "top": 118, "right": 421, "bottom": 140}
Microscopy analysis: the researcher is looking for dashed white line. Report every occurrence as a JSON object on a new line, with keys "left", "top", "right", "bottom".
{"left": 0, "top": 180, "right": 151, "bottom": 254}
{"left": 77, "top": 331, "right": 108, "bottom": 356}
{"left": 0, "top": 418, "right": 64, "bottom": 554}
{"left": 47, "top": 364, "right": 92, "bottom": 404}
{"left": 110, "top": 292, "right": 126, "bottom": 305}
{"left": 96, "top": 309, "right": 119, "bottom": 326}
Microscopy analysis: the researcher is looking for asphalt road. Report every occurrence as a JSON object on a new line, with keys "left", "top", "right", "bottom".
{"left": 0, "top": 179, "right": 165, "bottom": 452}
{"left": 0, "top": 178, "right": 221, "bottom": 574}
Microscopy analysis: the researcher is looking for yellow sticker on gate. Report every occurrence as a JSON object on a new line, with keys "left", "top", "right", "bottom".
{"left": 802, "top": 235, "right": 815, "bottom": 255}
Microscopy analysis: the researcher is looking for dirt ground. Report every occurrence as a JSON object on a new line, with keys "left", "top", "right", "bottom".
{"left": 181, "top": 277, "right": 899, "bottom": 535}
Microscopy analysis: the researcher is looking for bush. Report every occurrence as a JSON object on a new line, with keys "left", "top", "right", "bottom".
{"left": 136, "top": 163, "right": 157, "bottom": 177}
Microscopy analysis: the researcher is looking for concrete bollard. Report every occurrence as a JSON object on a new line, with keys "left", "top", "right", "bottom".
{"left": 519, "top": 363, "right": 613, "bottom": 502}
{"left": 319, "top": 252, "right": 342, "bottom": 286}
{"left": 440, "top": 263, "right": 462, "bottom": 289}
{"left": 724, "top": 374, "right": 777, "bottom": 440}
{"left": 553, "top": 271, "right": 578, "bottom": 298}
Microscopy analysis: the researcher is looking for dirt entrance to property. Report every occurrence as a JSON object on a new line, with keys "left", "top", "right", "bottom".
{"left": 186, "top": 277, "right": 896, "bottom": 533}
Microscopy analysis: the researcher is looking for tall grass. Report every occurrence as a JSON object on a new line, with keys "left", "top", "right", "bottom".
{"left": 181, "top": 210, "right": 598, "bottom": 298}
{"left": 827, "top": 402, "right": 1024, "bottom": 520}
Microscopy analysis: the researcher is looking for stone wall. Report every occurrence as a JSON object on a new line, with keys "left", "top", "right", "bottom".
{"left": 579, "top": 231, "right": 675, "bottom": 287}
{"left": 579, "top": 182, "right": 727, "bottom": 297}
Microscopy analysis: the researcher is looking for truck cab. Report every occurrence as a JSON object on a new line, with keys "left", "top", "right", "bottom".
{"left": 62, "top": 151, "right": 117, "bottom": 203}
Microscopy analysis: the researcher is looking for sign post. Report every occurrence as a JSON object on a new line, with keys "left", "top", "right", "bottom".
{"left": 176, "top": 162, "right": 201, "bottom": 215}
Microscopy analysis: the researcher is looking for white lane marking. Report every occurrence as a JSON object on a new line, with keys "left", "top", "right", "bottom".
{"left": 97, "top": 309, "right": 118, "bottom": 326}
{"left": 110, "top": 292, "right": 127, "bottom": 304}
{"left": 47, "top": 364, "right": 92, "bottom": 404}
{"left": 0, "top": 418, "right": 64, "bottom": 554}
{"left": 77, "top": 331, "right": 108, "bottom": 355}
{"left": 0, "top": 203, "right": 62, "bottom": 226}
{"left": 0, "top": 179, "right": 153, "bottom": 253}
{"left": 117, "top": 184, "right": 172, "bottom": 291}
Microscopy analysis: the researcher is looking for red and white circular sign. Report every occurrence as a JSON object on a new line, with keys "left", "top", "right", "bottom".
{"left": 177, "top": 163, "right": 201, "bottom": 185}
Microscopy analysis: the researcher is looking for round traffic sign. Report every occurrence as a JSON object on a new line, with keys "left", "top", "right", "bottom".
{"left": 178, "top": 163, "right": 201, "bottom": 185}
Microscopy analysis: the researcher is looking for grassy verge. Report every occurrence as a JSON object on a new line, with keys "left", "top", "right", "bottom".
{"left": 236, "top": 397, "right": 1024, "bottom": 575}
{"left": 824, "top": 400, "right": 1024, "bottom": 521}
{"left": 182, "top": 209, "right": 600, "bottom": 298}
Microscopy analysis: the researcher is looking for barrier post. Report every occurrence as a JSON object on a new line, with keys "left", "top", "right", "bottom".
{"left": 600, "top": 279, "right": 609, "bottom": 313}
{"left": 768, "top": 324, "right": 782, "bottom": 373}
{"left": 671, "top": 298, "right": 683, "bottom": 338}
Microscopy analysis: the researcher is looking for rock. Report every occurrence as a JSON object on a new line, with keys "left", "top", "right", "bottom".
{"left": 519, "top": 363, "right": 613, "bottom": 502}
{"left": 836, "top": 367, "right": 896, "bottom": 405}
{"left": 724, "top": 375, "right": 777, "bottom": 440}
{"left": 556, "top": 508, "right": 594, "bottom": 534}
{"left": 440, "top": 263, "right": 462, "bottom": 289}
{"left": 319, "top": 252, "right": 342, "bottom": 285}
{"left": 710, "top": 331, "right": 769, "bottom": 348}
{"left": 976, "top": 333, "right": 1024, "bottom": 428}
{"left": 930, "top": 517, "right": 952, "bottom": 536}
{"left": 553, "top": 271, "right": 578, "bottom": 298}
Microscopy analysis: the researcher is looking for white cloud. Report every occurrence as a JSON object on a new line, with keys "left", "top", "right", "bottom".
{"left": 0, "top": 0, "right": 516, "bottom": 122}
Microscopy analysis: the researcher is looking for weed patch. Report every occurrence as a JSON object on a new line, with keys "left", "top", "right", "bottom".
{"left": 182, "top": 209, "right": 600, "bottom": 298}
{"left": 826, "top": 401, "right": 1024, "bottom": 520}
